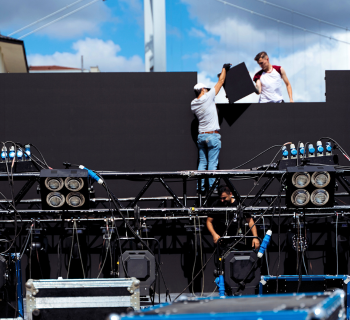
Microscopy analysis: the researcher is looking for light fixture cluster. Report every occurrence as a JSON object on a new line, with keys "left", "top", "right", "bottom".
{"left": 40, "top": 169, "right": 90, "bottom": 210}
{"left": 287, "top": 166, "right": 335, "bottom": 208}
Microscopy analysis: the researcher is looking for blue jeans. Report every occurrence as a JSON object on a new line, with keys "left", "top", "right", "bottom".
{"left": 197, "top": 133, "right": 221, "bottom": 192}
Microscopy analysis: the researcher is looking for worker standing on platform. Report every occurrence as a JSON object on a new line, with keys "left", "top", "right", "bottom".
{"left": 191, "top": 63, "right": 231, "bottom": 195}
{"left": 253, "top": 51, "right": 294, "bottom": 103}
{"left": 206, "top": 186, "right": 260, "bottom": 249}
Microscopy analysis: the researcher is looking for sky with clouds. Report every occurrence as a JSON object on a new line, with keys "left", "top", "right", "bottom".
{"left": 1, "top": 0, "right": 349, "bottom": 102}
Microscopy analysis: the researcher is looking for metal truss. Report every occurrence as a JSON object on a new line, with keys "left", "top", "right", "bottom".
{"left": 1, "top": 168, "right": 350, "bottom": 223}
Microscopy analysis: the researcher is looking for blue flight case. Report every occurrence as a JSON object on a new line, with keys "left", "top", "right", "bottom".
{"left": 259, "top": 275, "right": 350, "bottom": 319}
{"left": 118, "top": 290, "right": 346, "bottom": 320}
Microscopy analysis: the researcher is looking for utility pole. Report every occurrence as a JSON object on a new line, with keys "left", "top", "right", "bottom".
{"left": 144, "top": 0, "right": 166, "bottom": 72}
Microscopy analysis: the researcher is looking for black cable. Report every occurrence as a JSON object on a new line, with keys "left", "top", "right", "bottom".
{"left": 221, "top": 195, "right": 279, "bottom": 262}
{"left": 319, "top": 137, "right": 350, "bottom": 159}
{"left": 29, "top": 143, "right": 50, "bottom": 168}
{"left": 173, "top": 248, "right": 217, "bottom": 301}
{"left": 222, "top": 143, "right": 289, "bottom": 244}
{"left": 234, "top": 258, "right": 259, "bottom": 294}
{"left": 113, "top": 218, "right": 129, "bottom": 277}
{"left": 296, "top": 141, "right": 300, "bottom": 167}
{"left": 232, "top": 145, "right": 282, "bottom": 169}
{"left": 94, "top": 173, "right": 172, "bottom": 301}
{"left": 275, "top": 181, "right": 283, "bottom": 293}
{"left": 14, "top": 142, "right": 47, "bottom": 169}
{"left": 102, "top": 179, "right": 128, "bottom": 278}
{"left": 0, "top": 192, "right": 24, "bottom": 255}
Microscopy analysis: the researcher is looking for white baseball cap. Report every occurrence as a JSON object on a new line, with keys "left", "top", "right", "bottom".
{"left": 194, "top": 83, "right": 211, "bottom": 91}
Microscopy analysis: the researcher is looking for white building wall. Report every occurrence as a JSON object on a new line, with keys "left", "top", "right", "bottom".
{"left": 0, "top": 48, "right": 7, "bottom": 73}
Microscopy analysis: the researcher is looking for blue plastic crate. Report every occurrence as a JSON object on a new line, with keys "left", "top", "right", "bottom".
{"left": 119, "top": 290, "right": 345, "bottom": 320}
{"left": 260, "top": 275, "right": 350, "bottom": 319}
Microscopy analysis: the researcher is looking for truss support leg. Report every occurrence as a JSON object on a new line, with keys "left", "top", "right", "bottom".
{"left": 249, "top": 177, "right": 275, "bottom": 207}
{"left": 128, "top": 177, "right": 154, "bottom": 208}
{"left": 159, "top": 177, "right": 184, "bottom": 208}
{"left": 14, "top": 177, "right": 38, "bottom": 207}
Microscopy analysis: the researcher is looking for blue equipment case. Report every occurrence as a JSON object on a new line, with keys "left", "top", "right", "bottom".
{"left": 118, "top": 290, "right": 346, "bottom": 320}
{"left": 259, "top": 275, "right": 350, "bottom": 319}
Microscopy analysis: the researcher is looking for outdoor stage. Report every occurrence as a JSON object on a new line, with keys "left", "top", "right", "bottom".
{"left": 0, "top": 70, "right": 350, "bottom": 319}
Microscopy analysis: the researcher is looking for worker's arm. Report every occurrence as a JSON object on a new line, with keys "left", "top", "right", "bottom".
{"left": 255, "top": 79, "right": 262, "bottom": 94}
{"left": 206, "top": 217, "right": 221, "bottom": 244}
{"left": 246, "top": 217, "right": 259, "bottom": 249}
{"left": 214, "top": 64, "right": 231, "bottom": 95}
{"left": 280, "top": 67, "right": 294, "bottom": 102}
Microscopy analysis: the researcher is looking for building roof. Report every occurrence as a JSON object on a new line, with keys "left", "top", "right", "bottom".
{"left": 0, "top": 34, "right": 28, "bottom": 73}
{"left": 0, "top": 34, "right": 23, "bottom": 42}
{"left": 29, "top": 65, "right": 81, "bottom": 71}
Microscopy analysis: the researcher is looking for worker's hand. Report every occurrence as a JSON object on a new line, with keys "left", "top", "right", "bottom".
{"left": 290, "top": 99, "right": 294, "bottom": 103}
{"left": 252, "top": 238, "right": 260, "bottom": 250}
{"left": 213, "top": 233, "right": 221, "bottom": 244}
{"left": 223, "top": 63, "right": 232, "bottom": 71}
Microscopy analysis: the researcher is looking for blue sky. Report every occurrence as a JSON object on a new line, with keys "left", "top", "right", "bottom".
{"left": 1, "top": 0, "right": 350, "bottom": 102}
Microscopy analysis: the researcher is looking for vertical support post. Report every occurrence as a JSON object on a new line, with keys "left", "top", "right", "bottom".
{"left": 144, "top": 0, "right": 166, "bottom": 72}
{"left": 12, "top": 253, "right": 23, "bottom": 318}
{"left": 183, "top": 177, "right": 187, "bottom": 207}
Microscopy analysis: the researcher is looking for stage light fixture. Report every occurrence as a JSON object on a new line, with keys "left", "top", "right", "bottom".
{"left": 286, "top": 166, "right": 335, "bottom": 208}
{"left": 119, "top": 250, "right": 156, "bottom": 296}
{"left": 40, "top": 169, "right": 90, "bottom": 210}
{"left": 66, "top": 192, "right": 85, "bottom": 207}
{"left": 291, "top": 189, "right": 310, "bottom": 207}
{"left": 311, "top": 172, "right": 331, "bottom": 188}
{"left": 292, "top": 172, "right": 310, "bottom": 188}
{"left": 223, "top": 250, "right": 261, "bottom": 295}
{"left": 311, "top": 189, "right": 329, "bottom": 206}
{"left": 45, "top": 177, "right": 64, "bottom": 191}
{"left": 46, "top": 192, "right": 65, "bottom": 208}
{"left": 65, "top": 177, "right": 84, "bottom": 192}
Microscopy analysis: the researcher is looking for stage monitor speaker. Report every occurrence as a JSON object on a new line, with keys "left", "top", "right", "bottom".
{"left": 119, "top": 250, "right": 156, "bottom": 296}
{"left": 223, "top": 62, "right": 257, "bottom": 103}
{"left": 224, "top": 250, "right": 260, "bottom": 295}
{"left": 224, "top": 250, "right": 261, "bottom": 295}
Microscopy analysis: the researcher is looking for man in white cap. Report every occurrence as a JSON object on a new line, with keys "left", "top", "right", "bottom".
{"left": 191, "top": 63, "right": 231, "bottom": 194}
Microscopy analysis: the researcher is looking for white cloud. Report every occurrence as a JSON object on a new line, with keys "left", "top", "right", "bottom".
{"left": 1, "top": 0, "right": 111, "bottom": 39}
{"left": 28, "top": 38, "right": 144, "bottom": 72}
{"left": 189, "top": 27, "right": 206, "bottom": 38}
{"left": 180, "top": 0, "right": 350, "bottom": 102}
{"left": 190, "top": 14, "right": 350, "bottom": 102}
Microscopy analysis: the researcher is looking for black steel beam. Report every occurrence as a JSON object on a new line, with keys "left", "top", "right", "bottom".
{"left": 222, "top": 177, "right": 241, "bottom": 203}
{"left": 158, "top": 177, "right": 184, "bottom": 208}
{"left": 248, "top": 177, "right": 275, "bottom": 207}
{"left": 127, "top": 177, "right": 154, "bottom": 208}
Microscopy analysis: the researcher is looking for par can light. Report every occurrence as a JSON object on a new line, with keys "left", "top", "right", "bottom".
{"left": 40, "top": 169, "right": 90, "bottom": 210}
{"left": 66, "top": 192, "right": 85, "bottom": 207}
{"left": 46, "top": 192, "right": 65, "bottom": 208}
{"left": 311, "top": 171, "right": 331, "bottom": 188}
{"left": 311, "top": 189, "right": 329, "bottom": 206}
{"left": 292, "top": 172, "right": 310, "bottom": 188}
{"left": 291, "top": 189, "right": 310, "bottom": 207}
{"left": 45, "top": 177, "right": 64, "bottom": 192}
{"left": 65, "top": 177, "right": 84, "bottom": 192}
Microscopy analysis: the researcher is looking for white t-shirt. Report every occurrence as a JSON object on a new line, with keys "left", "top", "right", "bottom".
{"left": 258, "top": 68, "right": 283, "bottom": 103}
{"left": 191, "top": 89, "right": 220, "bottom": 133}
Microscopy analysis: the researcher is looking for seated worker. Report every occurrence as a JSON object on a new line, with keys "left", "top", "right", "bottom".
{"left": 206, "top": 185, "right": 260, "bottom": 249}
